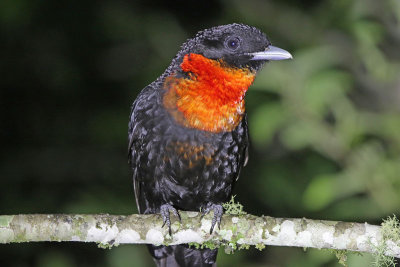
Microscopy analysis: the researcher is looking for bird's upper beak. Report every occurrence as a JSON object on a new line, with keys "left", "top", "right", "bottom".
{"left": 248, "top": 45, "right": 293, "bottom": 61}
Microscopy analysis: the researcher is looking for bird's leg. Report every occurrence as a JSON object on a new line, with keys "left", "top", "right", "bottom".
{"left": 160, "top": 204, "right": 181, "bottom": 236}
{"left": 201, "top": 203, "right": 223, "bottom": 234}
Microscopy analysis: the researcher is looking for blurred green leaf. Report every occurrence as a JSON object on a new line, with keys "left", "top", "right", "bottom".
{"left": 249, "top": 103, "right": 287, "bottom": 146}
{"left": 304, "top": 70, "right": 351, "bottom": 115}
{"left": 352, "top": 20, "right": 383, "bottom": 46}
{"left": 303, "top": 174, "right": 336, "bottom": 211}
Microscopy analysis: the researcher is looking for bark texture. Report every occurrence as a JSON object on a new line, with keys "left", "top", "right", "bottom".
{"left": 0, "top": 213, "right": 399, "bottom": 258}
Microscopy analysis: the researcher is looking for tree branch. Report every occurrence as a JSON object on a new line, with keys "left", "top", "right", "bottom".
{"left": 0, "top": 213, "right": 399, "bottom": 258}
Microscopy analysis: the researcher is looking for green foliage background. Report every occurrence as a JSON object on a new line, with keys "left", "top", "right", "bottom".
{"left": 1, "top": 0, "right": 399, "bottom": 266}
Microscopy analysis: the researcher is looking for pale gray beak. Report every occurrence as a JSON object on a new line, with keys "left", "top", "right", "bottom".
{"left": 248, "top": 45, "right": 293, "bottom": 61}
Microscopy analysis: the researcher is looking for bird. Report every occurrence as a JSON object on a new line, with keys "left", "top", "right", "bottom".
{"left": 128, "top": 23, "right": 292, "bottom": 267}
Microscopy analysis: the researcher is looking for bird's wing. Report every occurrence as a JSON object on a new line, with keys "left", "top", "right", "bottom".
{"left": 128, "top": 85, "right": 154, "bottom": 213}
{"left": 128, "top": 97, "right": 141, "bottom": 213}
{"left": 234, "top": 113, "right": 249, "bottom": 182}
{"left": 243, "top": 113, "right": 249, "bottom": 167}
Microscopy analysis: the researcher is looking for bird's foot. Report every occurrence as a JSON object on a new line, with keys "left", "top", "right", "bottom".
{"left": 201, "top": 203, "right": 223, "bottom": 234}
{"left": 160, "top": 204, "right": 181, "bottom": 236}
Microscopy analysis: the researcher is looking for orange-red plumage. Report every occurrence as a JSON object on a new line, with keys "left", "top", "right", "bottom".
{"left": 163, "top": 53, "right": 255, "bottom": 133}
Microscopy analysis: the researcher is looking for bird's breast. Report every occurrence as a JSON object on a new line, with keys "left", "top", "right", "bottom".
{"left": 163, "top": 140, "right": 215, "bottom": 169}
{"left": 162, "top": 53, "right": 255, "bottom": 133}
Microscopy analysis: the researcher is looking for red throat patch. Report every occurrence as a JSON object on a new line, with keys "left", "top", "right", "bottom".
{"left": 163, "top": 53, "right": 256, "bottom": 133}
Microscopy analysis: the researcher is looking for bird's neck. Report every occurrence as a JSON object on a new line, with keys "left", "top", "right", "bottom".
{"left": 163, "top": 53, "right": 255, "bottom": 133}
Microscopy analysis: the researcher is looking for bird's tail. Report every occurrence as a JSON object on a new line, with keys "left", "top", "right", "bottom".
{"left": 148, "top": 244, "right": 218, "bottom": 267}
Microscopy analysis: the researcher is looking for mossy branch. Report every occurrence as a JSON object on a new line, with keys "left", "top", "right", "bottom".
{"left": 0, "top": 213, "right": 399, "bottom": 259}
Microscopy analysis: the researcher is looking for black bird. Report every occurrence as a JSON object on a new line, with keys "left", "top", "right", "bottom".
{"left": 128, "top": 23, "right": 292, "bottom": 267}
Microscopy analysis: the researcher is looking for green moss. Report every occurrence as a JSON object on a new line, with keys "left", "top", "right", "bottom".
{"left": 188, "top": 242, "right": 201, "bottom": 249}
{"left": 230, "top": 232, "right": 244, "bottom": 246}
{"left": 188, "top": 240, "right": 220, "bottom": 250}
{"left": 326, "top": 249, "right": 364, "bottom": 266}
{"left": 330, "top": 249, "right": 348, "bottom": 267}
{"left": 203, "top": 240, "right": 219, "bottom": 250}
{"left": 220, "top": 225, "right": 248, "bottom": 255}
{"left": 372, "top": 244, "right": 396, "bottom": 267}
{"left": 255, "top": 243, "right": 266, "bottom": 251}
{"left": 224, "top": 245, "right": 234, "bottom": 254}
{"left": 222, "top": 196, "right": 247, "bottom": 216}
{"left": 97, "top": 241, "right": 119, "bottom": 249}
{"left": 371, "top": 215, "right": 400, "bottom": 267}
{"left": 228, "top": 242, "right": 237, "bottom": 251}
{"left": 238, "top": 244, "right": 250, "bottom": 250}
{"left": 381, "top": 215, "right": 400, "bottom": 242}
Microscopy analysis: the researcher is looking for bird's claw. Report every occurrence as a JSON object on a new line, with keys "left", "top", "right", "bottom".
{"left": 160, "top": 204, "right": 181, "bottom": 236}
{"left": 201, "top": 203, "right": 223, "bottom": 234}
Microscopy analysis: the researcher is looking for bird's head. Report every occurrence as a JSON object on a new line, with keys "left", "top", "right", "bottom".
{"left": 163, "top": 23, "right": 292, "bottom": 133}
{"left": 172, "top": 23, "right": 292, "bottom": 73}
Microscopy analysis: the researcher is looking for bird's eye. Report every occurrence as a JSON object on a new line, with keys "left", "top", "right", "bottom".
{"left": 226, "top": 37, "right": 240, "bottom": 50}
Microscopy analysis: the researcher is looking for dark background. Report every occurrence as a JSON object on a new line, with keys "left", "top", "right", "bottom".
{"left": 1, "top": 0, "right": 400, "bottom": 266}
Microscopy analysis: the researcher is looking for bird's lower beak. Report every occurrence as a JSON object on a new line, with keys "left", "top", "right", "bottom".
{"left": 248, "top": 45, "right": 293, "bottom": 61}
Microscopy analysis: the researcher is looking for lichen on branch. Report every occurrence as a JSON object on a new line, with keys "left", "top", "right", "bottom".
{"left": 0, "top": 213, "right": 399, "bottom": 261}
